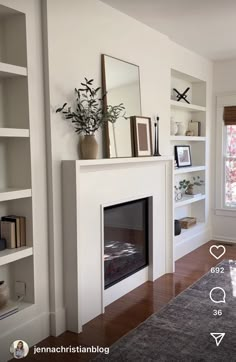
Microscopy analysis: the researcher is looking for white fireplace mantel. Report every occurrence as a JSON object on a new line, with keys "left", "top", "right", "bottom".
{"left": 66, "top": 156, "right": 173, "bottom": 167}
{"left": 62, "top": 156, "right": 174, "bottom": 333}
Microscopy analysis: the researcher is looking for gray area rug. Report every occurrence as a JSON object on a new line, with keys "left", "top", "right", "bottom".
{"left": 95, "top": 260, "right": 236, "bottom": 361}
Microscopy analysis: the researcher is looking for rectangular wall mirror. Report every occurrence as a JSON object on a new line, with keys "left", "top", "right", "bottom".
{"left": 102, "top": 54, "right": 142, "bottom": 158}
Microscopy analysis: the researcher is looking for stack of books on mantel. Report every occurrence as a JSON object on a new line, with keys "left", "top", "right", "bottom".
{"left": 0, "top": 215, "right": 26, "bottom": 249}
{"left": 0, "top": 300, "right": 19, "bottom": 320}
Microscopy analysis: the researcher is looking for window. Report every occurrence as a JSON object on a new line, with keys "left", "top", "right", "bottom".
{"left": 223, "top": 105, "right": 236, "bottom": 209}
{"left": 216, "top": 96, "right": 236, "bottom": 213}
{"left": 225, "top": 125, "right": 236, "bottom": 207}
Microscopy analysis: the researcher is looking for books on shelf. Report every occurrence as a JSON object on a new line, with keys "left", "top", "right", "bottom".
{"left": 0, "top": 215, "right": 26, "bottom": 249}
{"left": 2, "top": 216, "right": 20, "bottom": 247}
{"left": 188, "top": 120, "right": 201, "bottom": 136}
{"left": 0, "top": 221, "right": 15, "bottom": 248}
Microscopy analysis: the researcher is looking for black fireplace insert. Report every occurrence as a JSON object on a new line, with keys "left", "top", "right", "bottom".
{"left": 104, "top": 198, "right": 149, "bottom": 289}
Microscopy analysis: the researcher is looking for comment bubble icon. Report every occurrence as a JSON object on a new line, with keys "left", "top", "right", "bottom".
{"left": 209, "top": 287, "right": 226, "bottom": 304}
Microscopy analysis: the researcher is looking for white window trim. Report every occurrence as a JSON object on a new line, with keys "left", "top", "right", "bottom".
{"left": 215, "top": 94, "right": 236, "bottom": 216}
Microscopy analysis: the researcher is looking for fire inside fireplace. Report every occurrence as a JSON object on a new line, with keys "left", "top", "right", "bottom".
{"left": 104, "top": 198, "right": 149, "bottom": 289}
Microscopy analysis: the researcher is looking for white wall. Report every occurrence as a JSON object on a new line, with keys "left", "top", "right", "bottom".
{"left": 212, "top": 60, "right": 236, "bottom": 241}
{"left": 44, "top": 0, "right": 213, "bottom": 334}
{"left": 213, "top": 60, "right": 236, "bottom": 94}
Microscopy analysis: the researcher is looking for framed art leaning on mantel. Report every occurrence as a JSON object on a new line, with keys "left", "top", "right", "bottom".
{"left": 131, "top": 116, "right": 153, "bottom": 157}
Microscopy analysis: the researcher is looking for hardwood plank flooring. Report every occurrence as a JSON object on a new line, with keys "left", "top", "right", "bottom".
{"left": 10, "top": 240, "right": 236, "bottom": 361}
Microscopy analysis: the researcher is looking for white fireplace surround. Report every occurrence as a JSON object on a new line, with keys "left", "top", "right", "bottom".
{"left": 62, "top": 157, "right": 174, "bottom": 333}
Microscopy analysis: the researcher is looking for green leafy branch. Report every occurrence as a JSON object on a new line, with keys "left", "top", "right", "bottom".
{"left": 174, "top": 176, "right": 204, "bottom": 192}
{"left": 56, "top": 78, "right": 127, "bottom": 135}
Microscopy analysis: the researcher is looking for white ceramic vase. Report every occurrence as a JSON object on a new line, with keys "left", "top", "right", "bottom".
{"left": 171, "top": 119, "right": 178, "bottom": 135}
{"left": 177, "top": 122, "right": 186, "bottom": 136}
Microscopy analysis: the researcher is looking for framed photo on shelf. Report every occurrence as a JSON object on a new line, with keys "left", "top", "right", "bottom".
{"left": 131, "top": 116, "right": 152, "bottom": 156}
{"left": 175, "top": 145, "right": 192, "bottom": 167}
{"left": 188, "top": 120, "right": 201, "bottom": 136}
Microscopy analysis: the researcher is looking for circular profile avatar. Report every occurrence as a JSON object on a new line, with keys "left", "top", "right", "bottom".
{"left": 10, "top": 340, "right": 29, "bottom": 359}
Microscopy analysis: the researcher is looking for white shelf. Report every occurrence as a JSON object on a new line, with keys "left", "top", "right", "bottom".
{"left": 13, "top": 301, "right": 33, "bottom": 314}
{"left": 175, "top": 194, "right": 206, "bottom": 208}
{"left": 171, "top": 69, "right": 206, "bottom": 83}
{"left": 0, "top": 62, "right": 27, "bottom": 77}
{"left": 174, "top": 166, "right": 206, "bottom": 174}
{"left": 175, "top": 222, "right": 206, "bottom": 243}
{"left": 0, "top": 300, "right": 34, "bottom": 320}
{"left": 170, "top": 136, "right": 206, "bottom": 142}
{"left": 0, "top": 247, "right": 33, "bottom": 267}
{"left": 0, "top": 4, "right": 21, "bottom": 17}
{"left": 0, "top": 128, "right": 29, "bottom": 138}
{"left": 0, "top": 188, "right": 32, "bottom": 202}
{"left": 170, "top": 100, "right": 206, "bottom": 112}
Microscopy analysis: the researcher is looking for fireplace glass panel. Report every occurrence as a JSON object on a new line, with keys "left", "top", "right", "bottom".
{"left": 104, "top": 198, "right": 148, "bottom": 289}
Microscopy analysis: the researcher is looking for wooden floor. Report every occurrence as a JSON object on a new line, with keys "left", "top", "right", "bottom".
{"left": 14, "top": 240, "right": 236, "bottom": 361}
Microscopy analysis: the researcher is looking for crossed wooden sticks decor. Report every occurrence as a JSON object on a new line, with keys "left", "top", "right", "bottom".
{"left": 173, "top": 87, "right": 190, "bottom": 104}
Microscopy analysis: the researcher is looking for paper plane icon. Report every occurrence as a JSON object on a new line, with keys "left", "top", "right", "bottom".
{"left": 210, "top": 333, "right": 225, "bottom": 346}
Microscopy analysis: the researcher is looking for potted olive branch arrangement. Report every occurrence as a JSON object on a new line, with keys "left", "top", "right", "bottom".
{"left": 185, "top": 176, "right": 205, "bottom": 195}
{"left": 56, "top": 78, "right": 126, "bottom": 159}
{"left": 175, "top": 176, "right": 204, "bottom": 201}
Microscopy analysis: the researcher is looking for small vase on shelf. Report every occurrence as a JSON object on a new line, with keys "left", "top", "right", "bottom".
{"left": 177, "top": 122, "right": 186, "bottom": 136}
{"left": 170, "top": 117, "right": 178, "bottom": 135}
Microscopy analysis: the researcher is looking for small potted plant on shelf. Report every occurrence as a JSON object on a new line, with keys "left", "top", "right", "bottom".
{"left": 56, "top": 78, "right": 126, "bottom": 159}
{"left": 185, "top": 176, "right": 205, "bottom": 195}
{"left": 174, "top": 179, "right": 190, "bottom": 201}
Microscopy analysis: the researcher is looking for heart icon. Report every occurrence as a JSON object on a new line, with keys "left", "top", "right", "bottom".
{"left": 209, "top": 245, "right": 226, "bottom": 260}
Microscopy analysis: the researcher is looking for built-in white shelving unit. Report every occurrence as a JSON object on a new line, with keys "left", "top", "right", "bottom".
{"left": 175, "top": 194, "right": 206, "bottom": 208}
{"left": 0, "top": 128, "right": 30, "bottom": 137}
{"left": 170, "top": 136, "right": 206, "bottom": 142}
{"left": 0, "top": 246, "right": 33, "bottom": 267}
{"left": 170, "top": 69, "right": 207, "bottom": 259}
{"left": 170, "top": 99, "right": 206, "bottom": 112}
{"left": 174, "top": 222, "right": 205, "bottom": 244}
{"left": 174, "top": 165, "right": 206, "bottom": 174}
{"left": 0, "top": 4, "right": 34, "bottom": 321}
{"left": 0, "top": 188, "right": 32, "bottom": 202}
{"left": 0, "top": 4, "right": 49, "bottom": 360}
{"left": 0, "top": 61, "right": 27, "bottom": 77}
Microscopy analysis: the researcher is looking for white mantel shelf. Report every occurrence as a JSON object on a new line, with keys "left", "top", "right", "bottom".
{"left": 66, "top": 156, "right": 173, "bottom": 167}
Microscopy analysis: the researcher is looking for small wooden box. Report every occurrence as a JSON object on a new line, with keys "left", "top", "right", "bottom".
{"left": 179, "top": 217, "right": 197, "bottom": 229}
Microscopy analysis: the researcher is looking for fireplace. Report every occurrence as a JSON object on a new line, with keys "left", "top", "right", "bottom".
{"left": 104, "top": 198, "right": 149, "bottom": 289}
{"left": 62, "top": 157, "right": 173, "bottom": 332}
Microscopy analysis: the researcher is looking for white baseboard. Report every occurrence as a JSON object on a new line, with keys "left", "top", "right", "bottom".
{"left": 212, "top": 235, "right": 236, "bottom": 243}
{"left": 50, "top": 306, "right": 66, "bottom": 336}
{"left": 0, "top": 312, "right": 50, "bottom": 362}
{"left": 175, "top": 227, "right": 211, "bottom": 261}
